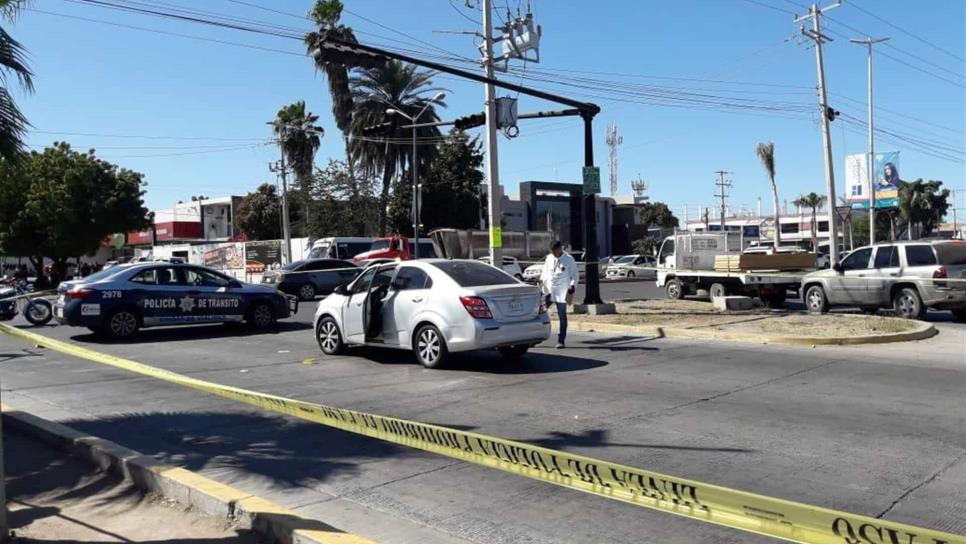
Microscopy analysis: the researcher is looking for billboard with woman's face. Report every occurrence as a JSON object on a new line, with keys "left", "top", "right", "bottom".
{"left": 845, "top": 151, "right": 900, "bottom": 209}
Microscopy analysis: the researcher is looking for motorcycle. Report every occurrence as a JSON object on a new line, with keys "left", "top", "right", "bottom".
{"left": 0, "top": 277, "right": 53, "bottom": 326}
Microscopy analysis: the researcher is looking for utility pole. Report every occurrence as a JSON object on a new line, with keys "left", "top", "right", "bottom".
{"left": 849, "top": 36, "right": 889, "bottom": 246}
{"left": 268, "top": 155, "right": 292, "bottom": 265}
{"left": 796, "top": 1, "right": 842, "bottom": 265}
{"left": 482, "top": 0, "right": 502, "bottom": 265}
{"left": 714, "top": 170, "right": 733, "bottom": 230}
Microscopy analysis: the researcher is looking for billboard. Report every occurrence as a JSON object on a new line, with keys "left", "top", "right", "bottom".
{"left": 845, "top": 151, "right": 900, "bottom": 209}
{"left": 202, "top": 243, "right": 244, "bottom": 271}
{"left": 245, "top": 240, "right": 282, "bottom": 273}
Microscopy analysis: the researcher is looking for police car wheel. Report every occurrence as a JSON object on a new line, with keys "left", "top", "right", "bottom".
{"left": 105, "top": 309, "right": 139, "bottom": 339}
{"left": 316, "top": 317, "right": 344, "bottom": 355}
{"left": 298, "top": 283, "right": 316, "bottom": 301}
{"left": 248, "top": 302, "right": 276, "bottom": 330}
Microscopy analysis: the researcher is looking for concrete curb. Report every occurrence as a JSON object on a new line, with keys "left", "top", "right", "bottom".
{"left": 1, "top": 403, "right": 377, "bottom": 544}
{"left": 569, "top": 316, "right": 937, "bottom": 346}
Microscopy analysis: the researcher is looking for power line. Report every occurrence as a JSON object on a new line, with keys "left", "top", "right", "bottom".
{"left": 736, "top": 0, "right": 796, "bottom": 16}
{"left": 448, "top": 0, "right": 481, "bottom": 25}
{"left": 31, "top": 129, "right": 268, "bottom": 141}
{"left": 849, "top": 0, "right": 964, "bottom": 63}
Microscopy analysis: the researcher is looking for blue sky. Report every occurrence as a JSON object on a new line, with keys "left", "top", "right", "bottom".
{"left": 12, "top": 0, "right": 965, "bottom": 219}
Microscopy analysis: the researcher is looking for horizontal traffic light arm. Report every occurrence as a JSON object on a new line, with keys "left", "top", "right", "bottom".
{"left": 319, "top": 37, "right": 600, "bottom": 116}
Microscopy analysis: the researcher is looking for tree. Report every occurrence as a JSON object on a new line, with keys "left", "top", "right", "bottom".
{"left": 306, "top": 159, "right": 379, "bottom": 238}
{"left": 792, "top": 192, "right": 827, "bottom": 251}
{"left": 0, "top": 0, "right": 33, "bottom": 160}
{"left": 0, "top": 142, "right": 148, "bottom": 277}
{"left": 898, "top": 179, "right": 950, "bottom": 239}
{"left": 237, "top": 183, "right": 282, "bottom": 240}
{"left": 305, "top": 0, "right": 357, "bottom": 136}
{"left": 270, "top": 101, "right": 322, "bottom": 189}
{"left": 348, "top": 60, "right": 445, "bottom": 233}
{"left": 756, "top": 142, "right": 781, "bottom": 248}
{"left": 636, "top": 201, "right": 679, "bottom": 232}
{"left": 631, "top": 237, "right": 660, "bottom": 257}
{"left": 419, "top": 130, "right": 485, "bottom": 231}
{"left": 850, "top": 213, "right": 892, "bottom": 247}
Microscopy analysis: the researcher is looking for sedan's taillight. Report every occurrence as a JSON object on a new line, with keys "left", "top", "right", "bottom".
{"left": 933, "top": 266, "right": 948, "bottom": 287}
{"left": 67, "top": 288, "right": 96, "bottom": 300}
{"left": 460, "top": 296, "right": 492, "bottom": 319}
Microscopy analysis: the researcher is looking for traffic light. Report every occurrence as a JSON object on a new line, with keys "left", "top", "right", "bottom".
{"left": 825, "top": 105, "right": 840, "bottom": 122}
{"left": 310, "top": 41, "right": 386, "bottom": 69}
{"left": 453, "top": 112, "right": 486, "bottom": 130}
{"left": 361, "top": 122, "right": 391, "bottom": 136}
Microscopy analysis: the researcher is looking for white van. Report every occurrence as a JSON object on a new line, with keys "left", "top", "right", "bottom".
{"left": 308, "top": 237, "right": 375, "bottom": 260}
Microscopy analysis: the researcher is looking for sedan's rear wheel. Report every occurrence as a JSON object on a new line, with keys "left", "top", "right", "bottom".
{"left": 298, "top": 283, "right": 317, "bottom": 301}
{"left": 414, "top": 324, "right": 448, "bottom": 369}
{"left": 893, "top": 287, "right": 926, "bottom": 320}
{"left": 105, "top": 309, "right": 139, "bottom": 339}
{"left": 316, "top": 317, "right": 344, "bottom": 355}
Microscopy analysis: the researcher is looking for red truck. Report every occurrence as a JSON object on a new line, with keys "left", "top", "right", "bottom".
{"left": 351, "top": 235, "right": 438, "bottom": 263}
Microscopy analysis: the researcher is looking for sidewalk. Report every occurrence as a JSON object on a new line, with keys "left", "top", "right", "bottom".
{"left": 5, "top": 431, "right": 260, "bottom": 543}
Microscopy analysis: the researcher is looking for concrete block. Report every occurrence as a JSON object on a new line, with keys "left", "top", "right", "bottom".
{"left": 570, "top": 303, "right": 617, "bottom": 315}
{"left": 712, "top": 295, "right": 754, "bottom": 311}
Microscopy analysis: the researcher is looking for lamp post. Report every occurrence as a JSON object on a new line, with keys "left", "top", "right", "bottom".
{"left": 385, "top": 91, "right": 445, "bottom": 259}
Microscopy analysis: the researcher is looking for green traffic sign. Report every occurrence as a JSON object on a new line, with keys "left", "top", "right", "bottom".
{"left": 582, "top": 166, "right": 601, "bottom": 194}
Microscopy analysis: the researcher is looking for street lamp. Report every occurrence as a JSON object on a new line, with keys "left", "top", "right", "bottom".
{"left": 385, "top": 91, "right": 445, "bottom": 259}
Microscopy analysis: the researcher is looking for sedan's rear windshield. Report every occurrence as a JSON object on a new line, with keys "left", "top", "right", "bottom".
{"left": 432, "top": 261, "right": 517, "bottom": 286}
{"left": 85, "top": 267, "right": 126, "bottom": 282}
{"left": 935, "top": 243, "right": 966, "bottom": 265}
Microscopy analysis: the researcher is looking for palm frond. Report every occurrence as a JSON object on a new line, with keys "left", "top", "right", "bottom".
{"left": 756, "top": 142, "right": 775, "bottom": 180}
{"left": 0, "top": 86, "right": 27, "bottom": 161}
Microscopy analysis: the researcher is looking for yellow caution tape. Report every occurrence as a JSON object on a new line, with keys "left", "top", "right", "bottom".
{"left": 1, "top": 323, "right": 961, "bottom": 544}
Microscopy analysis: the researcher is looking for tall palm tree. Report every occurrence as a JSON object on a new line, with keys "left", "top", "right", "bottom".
{"left": 348, "top": 60, "right": 445, "bottom": 233}
{"left": 0, "top": 0, "right": 33, "bottom": 161}
{"left": 793, "top": 192, "right": 827, "bottom": 252}
{"left": 305, "top": 1, "right": 356, "bottom": 145}
{"left": 756, "top": 142, "right": 781, "bottom": 249}
{"left": 270, "top": 101, "right": 322, "bottom": 189}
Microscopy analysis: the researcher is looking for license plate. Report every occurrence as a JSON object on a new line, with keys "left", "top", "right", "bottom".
{"left": 507, "top": 301, "right": 525, "bottom": 314}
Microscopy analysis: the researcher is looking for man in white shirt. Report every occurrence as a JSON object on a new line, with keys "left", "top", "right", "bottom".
{"left": 540, "top": 241, "right": 579, "bottom": 349}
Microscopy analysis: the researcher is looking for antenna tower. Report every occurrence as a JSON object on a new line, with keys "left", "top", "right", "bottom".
{"left": 606, "top": 123, "right": 622, "bottom": 195}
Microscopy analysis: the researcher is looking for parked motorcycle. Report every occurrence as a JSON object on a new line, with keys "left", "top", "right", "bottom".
{"left": 0, "top": 277, "right": 53, "bottom": 326}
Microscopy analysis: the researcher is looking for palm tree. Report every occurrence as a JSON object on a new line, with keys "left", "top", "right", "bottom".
{"left": 305, "top": 1, "right": 357, "bottom": 147}
{"left": 0, "top": 0, "right": 33, "bottom": 161}
{"left": 756, "top": 142, "right": 781, "bottom": 249}
{"left": 270, "top": 101, "right": 322, "bottom": 189}
{"left": 793, "top": 192, "right": 827, "bottom": 252}
{"left": 348, "top": 60, "right": 445, "bottom": 233}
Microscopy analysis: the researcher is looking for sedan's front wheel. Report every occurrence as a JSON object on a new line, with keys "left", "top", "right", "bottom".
{"left": 414, "top": 324, "right": 448, "bottom": 369}
{"left": 316, "top": 317, "right": 344, "bottom": 355}
{"left": 298, "top": 283, "right": 317, "bottom": 301}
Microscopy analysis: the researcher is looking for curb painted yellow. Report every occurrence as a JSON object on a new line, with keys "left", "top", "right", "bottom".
{"left": 569, "top": 316, "right": 937, "bottom": 346}
{"left": 1, "top": 403, "right": 377, "bottom": 544}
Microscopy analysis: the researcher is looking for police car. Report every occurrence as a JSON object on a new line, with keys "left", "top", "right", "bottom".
{"left": 53, "top": 262, "right": 297, "bottom": 339}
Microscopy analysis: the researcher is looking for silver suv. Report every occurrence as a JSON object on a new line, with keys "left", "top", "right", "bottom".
{"left": 801, "top": 240, "right": 966, "bottom": 320}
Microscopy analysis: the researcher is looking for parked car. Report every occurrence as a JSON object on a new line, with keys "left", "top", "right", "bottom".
{"left": 53, "top": 262, "right": 296, "bottom": 338}
{"left": 261, "top": 259, "right": 359, "bottom": 301}
{"left": 522, "top": 251, "right": 587, "bottom": 282}
{"left": 477, "top": 256, "right": 524, "bottom": 280}
{"left": 313, "top": 260, "right": 550, "bottom": 368}
{"left": 605, "top": 254, "right": 656, "bottom": 280}
{"left": 801, "top": 240, "right": 966, "bottom": 320}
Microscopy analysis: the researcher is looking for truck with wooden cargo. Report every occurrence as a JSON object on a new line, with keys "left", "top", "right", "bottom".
{"left": 655, "top": 231, "right": 815, "bottom": 308}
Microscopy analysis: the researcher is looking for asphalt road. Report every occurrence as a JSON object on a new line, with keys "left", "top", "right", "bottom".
{"left": 2, "top": 299, "right": 964, "bottom": 544}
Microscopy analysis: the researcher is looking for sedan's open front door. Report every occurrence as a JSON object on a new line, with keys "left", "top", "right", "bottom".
{"left": 343, "top": 267, "right": 377, "bottom": 344}
{"left": 363, "top": 265, "right": 397, "bottom": 342}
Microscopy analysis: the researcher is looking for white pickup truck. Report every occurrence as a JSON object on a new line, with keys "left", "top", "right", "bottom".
{"left": 655, "top": 231, "right": 808, "bottom": 308}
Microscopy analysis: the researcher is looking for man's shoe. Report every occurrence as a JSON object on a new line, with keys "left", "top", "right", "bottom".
{"left": 555, "top": 342, "right": 565, "bottom": 349}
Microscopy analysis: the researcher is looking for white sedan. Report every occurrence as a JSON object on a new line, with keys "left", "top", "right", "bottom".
{"left": 313, "top": 260, "right": 550, "bottom": 368}
{"left": 605, "top": 254, "right": 656, "bottom": 280}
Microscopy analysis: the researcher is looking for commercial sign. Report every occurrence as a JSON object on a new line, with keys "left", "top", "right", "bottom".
{"left": 845, "top": 151, "right": 900, "bottom": 209}
{"left": 202, "top": 243, "right": 244, "bottom": 271}
{"left": 245, "top": 240, "right": 282, "bottom": 273}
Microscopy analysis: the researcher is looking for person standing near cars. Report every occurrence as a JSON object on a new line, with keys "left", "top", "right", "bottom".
{"left": 540, "top": 241, "right": 579, "bottom": 349}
